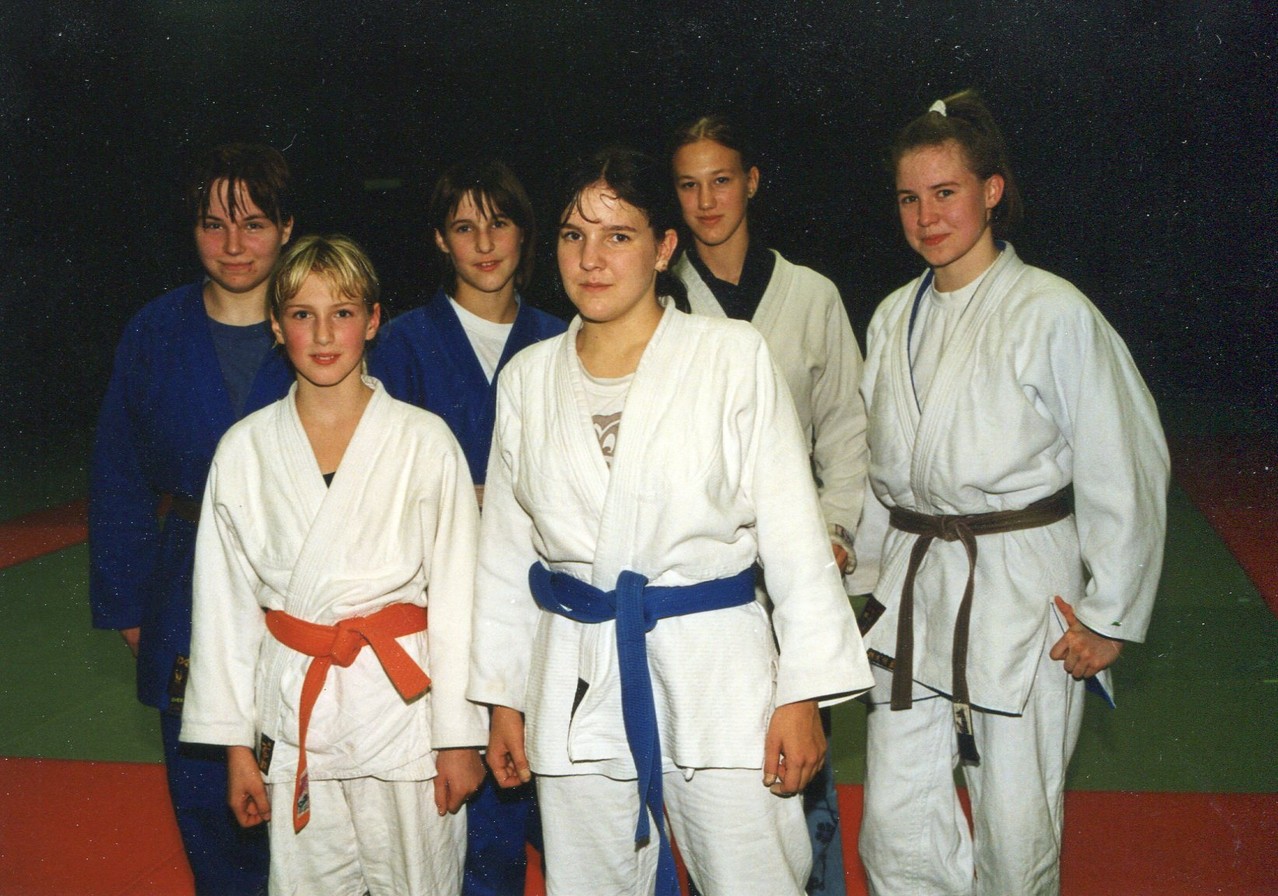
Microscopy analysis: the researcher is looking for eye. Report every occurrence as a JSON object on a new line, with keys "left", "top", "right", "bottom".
{"left": 453, "top": 223, "right": 472, "bottom": 234}
{"left": 559, "top": 229, "right": 581, "bottom": 242}
{"left": 335, "top": 307, "right": 357, "bottom": 318}
{"left": 491, "top": 217, "right": 510, "bottom": 228}
{"left": 677, "top": 180, "right": 696, "bottom": 191}
{"left": 898, "top": 195, "right": 917, "bottom": 206}
{"left": 937, "top": 189, "right": 954, "bottom": 199}
{"left": 289, "top": 309, "right": 311, "bottom": 320}
{"left": 714, "top": 176, "right": 732, "bottom": 186}
{"left": 201, "top": 220, "right": 222, "bottom": 231}
{"left": 608, "top": 233, "right": 631, "bottom": 244}
{"left": 244, "top": 221, "right": 265, "bottom": 231}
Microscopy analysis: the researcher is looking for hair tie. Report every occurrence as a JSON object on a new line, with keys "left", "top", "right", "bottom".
{"left": 929, "top": 99, "right": 947, "bottom": 116}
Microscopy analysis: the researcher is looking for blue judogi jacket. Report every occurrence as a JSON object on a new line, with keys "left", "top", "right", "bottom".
{"left": 90, "top": 281, "right": 293, "bottom": 710}
{"left": 370, "top": 288, "right": 566, "bottom": 482}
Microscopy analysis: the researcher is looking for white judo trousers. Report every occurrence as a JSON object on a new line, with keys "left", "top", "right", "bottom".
{"left": 266, "top": 778, "right": 466, "bottom": 896}
{"left": 859, "top": 633, "right": 1086, "bottom": 896}
{"left": 538, "top": 770, "right": 810, "bottom": 896}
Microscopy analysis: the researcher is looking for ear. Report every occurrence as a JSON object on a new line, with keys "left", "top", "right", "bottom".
{"left": 365, "top": 303, "right": 382, "bottom": 341}
{"left": 280, "top": 217, "right": 295, "bottom": 246}
{"left": 655, "top": 228, "right": 678, "bottom": 272}
{"left": 270, "top": 314, "right": 285, "bottom": 346}
{"left": 745, "top": 165, "right": 761, "bottom": 200}
{"left": 433, "top": 229, "right": 451, "bottom": 256}
{"left": 984, "top": 174, "right": 1005, "bottom": 210}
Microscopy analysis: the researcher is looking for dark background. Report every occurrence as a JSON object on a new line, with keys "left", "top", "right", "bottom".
{"left": 2, "top": 1, "right": 1274, "bottom": 442}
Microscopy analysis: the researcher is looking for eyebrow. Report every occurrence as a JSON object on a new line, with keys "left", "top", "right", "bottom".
{"left": 897, "top": 180, "right": 961, "bottom": 194}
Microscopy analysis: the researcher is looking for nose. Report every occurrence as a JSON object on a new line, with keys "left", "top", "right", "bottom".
{"left": 224, "top": 223, "right": 244, "bottom": 254}
{"left": 579, "top": 235, "right": 603, "bottom": 271}
{"left": 917, "top": 197, "right": 939, "bottom": 227}
{"left": 476, "top": 224, "right": 494, "bottom": 254}
{"left": 315, "top": 315, "right": 334, "bottom": 345}
{"left": 697, "top": 183, "right": 714, "bottom": 210}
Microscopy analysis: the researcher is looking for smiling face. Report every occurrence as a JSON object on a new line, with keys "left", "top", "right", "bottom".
{"left": 271, "top": 271, "right": 380, "bottom": 392}
{"left": 672, "top": 138, "right": 758, "bottom": 253}
{"left": 895, "top": 139, "right": 1004, "bottom": 291}
{"left": 195, "top": 178, "right": 293, "bottom": 298}
{"left": 557, "top": 182, "right": 677, "bottom": 329}
{"left": 434, "top": 191, "right": 524, "bottom": 303}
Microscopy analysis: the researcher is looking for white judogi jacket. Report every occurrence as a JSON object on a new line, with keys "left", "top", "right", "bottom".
{"left": 676, "top": 251, "right": 868, "bottom": 573}
{"left": 469, "top": 302, "right": 872, "bottom": 778}
{"left": 182, "top": 378, "right": 488, "bottom": 783}
{"left": 859, "top": 245, "right": 1168, "bottom": 713}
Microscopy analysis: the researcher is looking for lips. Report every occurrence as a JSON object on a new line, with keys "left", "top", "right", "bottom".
{"left": 697, "top": 216, "right": 724, "bottom": 228}
{"left": 310, "top": 354, "right": 340, "bottom": 365}
{"left": 921, "top": 233, "right": 948, "bottom": 247}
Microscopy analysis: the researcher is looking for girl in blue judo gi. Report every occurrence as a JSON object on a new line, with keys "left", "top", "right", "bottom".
{"left": 370, "top": 157, "right": 564, "bottom": 896}
{"left": 90, "top": 142, "right": 294, "bottom": 895}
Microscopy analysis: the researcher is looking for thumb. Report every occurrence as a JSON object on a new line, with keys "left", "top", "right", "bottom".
{"left": 1053, "top": 595, "right": 1077, "bottom": 627}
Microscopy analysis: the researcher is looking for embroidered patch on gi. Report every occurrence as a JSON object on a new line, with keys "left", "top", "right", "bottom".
{"left": 296, "top": 770, "right": 310, "bottom": 817}
{"left": 258, "top": 733, "right": 275, "bottom": 774}
{"left": 165, "top": 655, "right": 189, "bottom": 715}
{"left": 857, "top": 596, "right": 886, "bottom": 636}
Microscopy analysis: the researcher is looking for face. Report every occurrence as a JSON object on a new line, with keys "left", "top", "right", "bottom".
{"left": 270, "top": 272, "right": 380, "bottom": 390}
{"left": 434, "top": 192, "right": 523, "bottom": 298}
{"left": 895, "top": 140, "right": 1004, "bottom": 290}
{"left": 557, "top": 182, "right": 677, "bottom": 327}
{"left": 672, "top": 138, "right": 758, "bottom": 251}
{"left": 195, "top": 179, "right": 293, "bottom": 296}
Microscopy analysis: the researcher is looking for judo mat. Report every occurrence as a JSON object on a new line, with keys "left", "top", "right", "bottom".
{"left": 1, "top": 420, "right": 1274, "bottom": 895}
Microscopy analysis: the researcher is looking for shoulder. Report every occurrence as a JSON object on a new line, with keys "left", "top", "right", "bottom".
{"left": 1000, "top": 262, "right": 1103, "bottom": 332}
{"left": 120, "top": 282, "right": 203, "bottom": 337}
{"left": 215, "top": 396, "right": 282, "bottom": 456}
{"left": 771, "top": 252, "right": 838, "bottom": 295}
{"left": 497, "top": 330, "right": 567, "bottom": 381}
{"left": 520, "top": 303, "right": 569, "bottom": 337}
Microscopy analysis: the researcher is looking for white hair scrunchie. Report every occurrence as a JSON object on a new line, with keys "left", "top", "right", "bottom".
{"left": 929, "top": 99, "right": 947, "bottom": 116}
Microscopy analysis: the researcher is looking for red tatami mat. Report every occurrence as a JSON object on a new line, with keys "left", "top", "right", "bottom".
{"left": 3, "top": 758, "right": 1274, "bottom": 896}
{"left": 0, "top": 757, "right": 191, "bottom": 896}
{"left": 0, "top": 500, "right": 88, "bottom": 568}
{"left": 1170, "top": 433, "right": 1278, "bottom": 615}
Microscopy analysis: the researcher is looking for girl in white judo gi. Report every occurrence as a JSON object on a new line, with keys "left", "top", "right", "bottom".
{"left": 469, "top": 147, "right": 873, "bottom": 896}
{"left": 856, "top": 90, "right": 1169, "bottom": 896}
{"left": 670, "top": 115, "right": 869, "bottom": 896}
{"left": 181, "top": 235, "right": 488, "bottom": 895}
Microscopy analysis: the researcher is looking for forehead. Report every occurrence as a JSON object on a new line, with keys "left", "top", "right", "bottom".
{"left": 287, "top": 270, "right": 347, "bottom": 303}
{"left": 204, "top": 178, "right": 268, "bottom": 219}
{"left": 673, "top": 138, "right": 744, "bottom": 175}
{"left": 563, "top": 183, "right": 648, "bottom": 229}
{"left": 450, "top": 189, "right": 505, "bottom": 222}
{"left": 896, "top": 140, "right": 974, "bottom": 186}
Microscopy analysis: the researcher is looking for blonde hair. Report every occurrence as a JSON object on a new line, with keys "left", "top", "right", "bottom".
{"left": 269, "top": 234, "right": 380, "bottom": 321}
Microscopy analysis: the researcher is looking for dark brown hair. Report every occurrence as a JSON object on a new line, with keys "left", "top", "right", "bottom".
{"left": 187, "top": 142, "right": 292, "bottom": 226}
{"left": 429, "top": 158, "right": 536, "bottom": 293}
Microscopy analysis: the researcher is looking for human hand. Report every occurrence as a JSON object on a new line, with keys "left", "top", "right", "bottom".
{"left": 487, "top": 706, "right": 532, "bottom": 788}
{"left": 119, "top": 627, "right": 140, "bottom": 658}
{"left": 763, "top": 699, "right": 825, "bottom": 797}
{"left": 1049, "top": 596, "right": 1123, "bottom": 679}
{"left": 433, "top": 748, "right": 485, "bottom": 815}
{"left": 226, "top": 745, "right": 270, "bottom": 827}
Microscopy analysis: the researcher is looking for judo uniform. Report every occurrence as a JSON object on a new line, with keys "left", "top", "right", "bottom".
{"left": 856, "top": 245, "right": 1168, "bottom": 895}
{"left": 676, "top": 248, "right": 867, "bottom": 894}
{"left": 90, "top": 281, "right": 289, "bottom": 894}
{"left": 470, "top": 301, "right": 873, "bottom": 895}
{"left": 182, "top": 378, "right": 488, "bottom": 895}
{"left": 370, "top": 288, "right": 565, "bottom": 895}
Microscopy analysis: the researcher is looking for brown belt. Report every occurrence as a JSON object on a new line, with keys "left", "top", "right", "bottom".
{"left": 888, "top": 485, "right": 1074, "bottom": 765}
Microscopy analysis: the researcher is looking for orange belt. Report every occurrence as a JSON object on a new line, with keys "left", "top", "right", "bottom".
{"left": 265, "top": 603, "right": 429, "bottom": 832}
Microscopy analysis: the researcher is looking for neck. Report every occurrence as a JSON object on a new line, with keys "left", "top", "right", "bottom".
{"left": 695, "top": 224, "right": 750, "bottom": 285}
{"left": 933, "top": 233, "right": 1000, "bottom": 292}
{"left": 452, "top": 281, "right": 519, "bottom": 323}
{"left": 204, "top": 281, "right": 269, "bottom": 326}
{"left": 293, "top": 371, "right": 373, "bottom": 425}
{"left": 576, "top": 299, "right": 663, "bottom": 378}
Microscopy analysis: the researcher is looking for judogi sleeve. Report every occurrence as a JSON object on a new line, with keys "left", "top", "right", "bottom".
{"left": 89, "top": 325, "right": 157, "bottom": 630}
{"left": 810, "top": 282, "right": 869, "bottom": 557}
{"left": 423, "top": 433, "right": 489, "bottom": 748}
{"left": 748, "top": 340, "right": 873, "bottom": 706}
{"left": 468, "top": 370, "right": 543, "bottom": 710}
{"left": 182, "top": 458, "right": 266, "bottom": 747}
{"left": 1033, "top": 294, "right": 1169, "bottom": 642}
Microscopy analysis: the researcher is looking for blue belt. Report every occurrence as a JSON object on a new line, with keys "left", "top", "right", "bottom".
{"left": 529, "top": 563, "right": 755, "bottom": 896}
